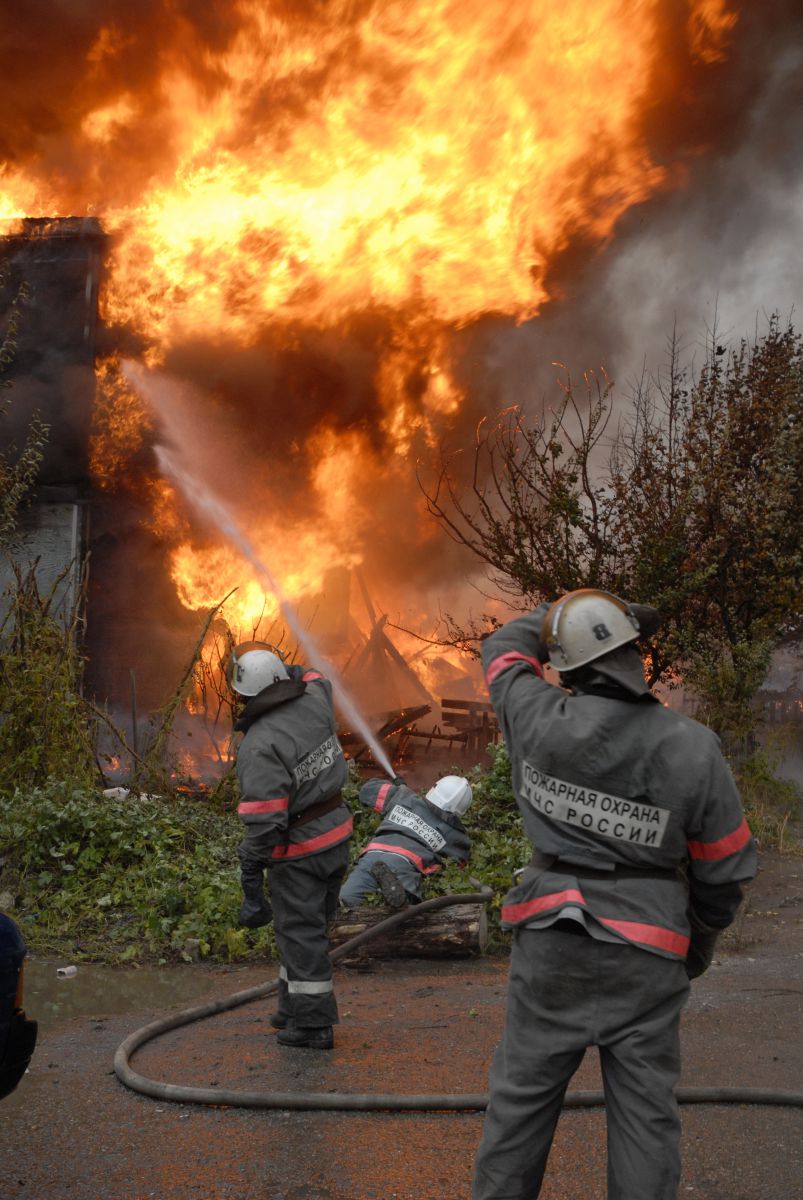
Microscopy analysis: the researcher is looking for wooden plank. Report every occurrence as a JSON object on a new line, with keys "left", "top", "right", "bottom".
{"left": 441, "top": 698, "right": 496, "bottom": 713}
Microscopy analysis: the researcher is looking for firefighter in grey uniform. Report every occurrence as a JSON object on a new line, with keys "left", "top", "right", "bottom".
{"left": 339, "top": 775, "right": 472, "bottom": 907}
{"left": 472, "top": 590, "right": 757, "bottom": 1200}
{"left": 229, "top": 643, "right": 352, "bottom": 1051}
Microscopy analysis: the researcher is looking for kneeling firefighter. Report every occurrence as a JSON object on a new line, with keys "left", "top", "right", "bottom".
{"left": 229, "top": 642, "right": 352, "bottom": 1051}
{"left": 339, "top": 774, "right": 473, "bottom": 909}
{"left": 472, "top": 591, "right": 757, "bottom": 1200}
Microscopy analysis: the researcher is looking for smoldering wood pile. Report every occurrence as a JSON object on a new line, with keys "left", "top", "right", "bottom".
{"left": 340, "top": 569, "right": 501, "bottom": 765}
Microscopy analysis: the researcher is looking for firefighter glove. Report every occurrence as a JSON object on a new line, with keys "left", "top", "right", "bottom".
{"left": 239, "top": 868, "right": 273, "bottom": 929}
{"left": 629, "top": 602, "right": 662, "bottom": 639}
{"left": 533, "top": 601, "right": 552, "bottom": 662}
{"left": 685, "top": 911, "right": 720, "bottom": 980}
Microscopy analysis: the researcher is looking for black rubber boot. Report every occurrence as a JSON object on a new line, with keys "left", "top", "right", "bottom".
{"left": 276, "top": 1025, "right": 334, "bottom": 1050}
{"left": 370, "top": 861, "right": 408, "bottom": 909}
{"left": 269, "top": 1013, "right": 290, "bottom": 1029}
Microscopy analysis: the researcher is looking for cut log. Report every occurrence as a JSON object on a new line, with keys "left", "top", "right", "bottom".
{"left": 329, "top": 901, "right": 488, "bottom": 960}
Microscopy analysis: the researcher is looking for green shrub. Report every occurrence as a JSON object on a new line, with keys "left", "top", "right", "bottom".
{"left": 0, "top": 779, "right": 273, "bottom": 964}
{"left": 438, "top": 744, "right": 529, "bottom": 939}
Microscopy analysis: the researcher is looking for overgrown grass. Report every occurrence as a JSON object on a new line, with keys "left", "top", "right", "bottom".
{"left": 735, "top": 733, "right": 801, "bottom": 853}
{"left": 0, "top": 565, "right": 99, "bottom": 795}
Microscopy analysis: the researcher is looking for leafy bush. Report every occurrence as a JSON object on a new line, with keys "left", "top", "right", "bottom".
{"left": 0, "top": 757, "right": 526, "bottom": 964}
{"left": 0, "top": 779, "right": 272, "bottom": 964}
{"left": 457, "top": 743, "right": 530, "bottom": 933}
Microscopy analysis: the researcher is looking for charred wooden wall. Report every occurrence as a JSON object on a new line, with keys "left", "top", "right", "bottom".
{"left": 0, "top": 217, "right": 105, "bottom": 620}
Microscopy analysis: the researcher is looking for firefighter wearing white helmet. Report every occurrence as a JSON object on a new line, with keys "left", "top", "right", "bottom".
{"left": 473, "top": 589, "right": 756, "bottom": 1200}
{"left": 229, "top": 641, "right": 352, "bottom": 1051}
{"left": 339, "top": 774, "right": 473, "bottom": 909}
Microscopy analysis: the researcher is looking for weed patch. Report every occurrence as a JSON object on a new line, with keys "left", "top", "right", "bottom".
{"left": 0, "top": 779, "right": 274, "bottom": 964}
{"left": 736, "top": 735, "right": 801, "bottom": 854}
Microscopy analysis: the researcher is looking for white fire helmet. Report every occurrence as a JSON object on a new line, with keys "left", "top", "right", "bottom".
{"left": 542, "top": 589, "right": 641, "bottom": 672}
{"left": 426, "top": 775, "right": 473, "bottom": 816}
{"left": 228, "top": 642, "right": 289, "bottom": 696}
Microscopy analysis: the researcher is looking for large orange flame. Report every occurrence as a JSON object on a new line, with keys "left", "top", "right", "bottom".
{"left": 2, "top": 2, "right": 736, "bottom": 331}
{"left": 1, "top": 0, "right": 739, "bottom": 674}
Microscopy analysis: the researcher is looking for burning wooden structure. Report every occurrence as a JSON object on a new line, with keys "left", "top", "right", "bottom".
{"left": 0, "top": 218, "right": 493, "bottom": 786}
{"left": 334, "top": 569, "right": 494, "bottom": 771}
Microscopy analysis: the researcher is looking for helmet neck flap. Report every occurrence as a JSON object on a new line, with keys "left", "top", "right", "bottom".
{"left": 234, "top": 677, "right": 307, "bottom": 733}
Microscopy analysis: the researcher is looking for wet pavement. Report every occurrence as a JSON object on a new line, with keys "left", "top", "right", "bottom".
{"left": 22, "top": 959, "right": 222, "bottom": 1028}
{"left": 1, "top": 851, "right": 801, "bottom": 1200}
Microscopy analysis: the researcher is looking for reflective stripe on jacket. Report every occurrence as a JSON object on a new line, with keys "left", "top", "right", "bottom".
{"left": 482, "top": 611, "right": 757, "bottom": 961}
{"left": 362, "top": 840, "right": 442, "bottom": 875}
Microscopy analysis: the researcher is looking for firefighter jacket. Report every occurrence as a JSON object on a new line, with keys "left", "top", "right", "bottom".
{"left": 356, "top": 778, "right": 471, "bottom": 876}
{"left": 482, "top": 611, "right": 757, "bottom": 961}
{"left": 236, "top": 665, "right": 351, "bottom": 871}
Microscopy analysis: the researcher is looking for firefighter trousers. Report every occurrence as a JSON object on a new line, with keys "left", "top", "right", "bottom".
{"left": 339, "top": 850, "right": 424, "bottom": 906}
{"left": 267, "top": 840, "right": 350, "bottom": 1029}
{"left": 472, "top": 925, "right": 690, "bottom": 1200}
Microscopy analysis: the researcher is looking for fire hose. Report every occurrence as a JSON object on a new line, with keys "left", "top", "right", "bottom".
{"left": 114, "top": 885, "right": 803, "bottom": 1112}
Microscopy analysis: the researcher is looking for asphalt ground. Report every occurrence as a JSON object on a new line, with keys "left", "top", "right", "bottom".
{"left": 1, "top": 850, "right": 800, "bottom": 1200}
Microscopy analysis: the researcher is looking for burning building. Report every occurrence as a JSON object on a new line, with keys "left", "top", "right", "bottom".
{"left": 0, "top": 222, "right": 483, "bottom": 774}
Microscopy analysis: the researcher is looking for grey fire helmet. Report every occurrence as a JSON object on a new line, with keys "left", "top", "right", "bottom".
{"left": 542, "top": 589, "right": 644, "bottom": 671}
